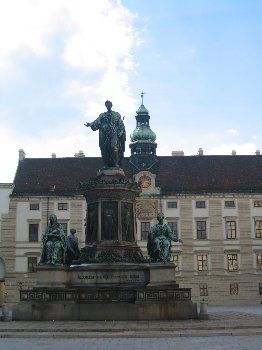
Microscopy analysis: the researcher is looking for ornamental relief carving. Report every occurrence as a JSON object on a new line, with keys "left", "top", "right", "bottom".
{"left": 136, "top": 200, "right": 158, "bottom": 219}
{"left": 85, "top": 189, "right": 137, "bottom": 202}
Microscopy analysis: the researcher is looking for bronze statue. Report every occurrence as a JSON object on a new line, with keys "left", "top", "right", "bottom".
{"left": 147, "top": 213, "right": 182, "bottom": 263}
{"left": 40, "top": 214, "right": 68, "bottom": 265}
{"left": 66, "top": 228, "right": 80, "bottom": 266}
{"left": 87, "top": 203, "right": 98, "bottom": 242}
{"left": 85, "top": 100, "right": 126, "bottom": 168}
{"left": 122, "top": 202, "right": 134, "bottom": 241}
{"left": 103, "top": 208, "right": 116, "bottom": 240}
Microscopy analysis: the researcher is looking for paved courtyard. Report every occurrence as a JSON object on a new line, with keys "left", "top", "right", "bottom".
{"left": 1, "top": 336, "right": 262, "bottom": 350}
{"left": 0, "top": 305, "right": 262, "bottom": 349}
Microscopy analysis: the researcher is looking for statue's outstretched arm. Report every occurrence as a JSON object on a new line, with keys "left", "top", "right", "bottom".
{"left": 86, "top": 116, "right": 101, "bottom": 131}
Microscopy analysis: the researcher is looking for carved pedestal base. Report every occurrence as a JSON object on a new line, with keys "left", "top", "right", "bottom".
{"left": 80, "top": 241, "right": 144, "bottom": 264}
{"left": 14, "top": 263, "right": 197, "bottom": 321}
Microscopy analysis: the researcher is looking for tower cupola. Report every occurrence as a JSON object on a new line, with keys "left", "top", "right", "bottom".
{"left": 129, "top": 92, "right": 158, "bottom": 170}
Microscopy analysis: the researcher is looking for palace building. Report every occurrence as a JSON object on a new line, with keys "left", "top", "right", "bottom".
{"left": 1, "top": 100, "right": 262, "bottom": 305}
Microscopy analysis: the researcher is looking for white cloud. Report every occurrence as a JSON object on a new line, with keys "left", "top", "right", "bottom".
{"left": 158, "top": 143, "right": 170, "bottom": 155}
{"left": 62, "top": 1, "right": 139, "bottom": 72}
{"left": 226, "top": 128, "right": 238, "bottom": 135}
{"left": 65, "top": 71, "right": 137, "bottom": 122}
{"left": 0, "top": 0, "right": 61, "bottom": 71}
{"left": 0, "top": 1, "right": 139, "bottom": 72}
{"left": 0, "top": 1, "right": 139, "bottom": 106}
{"left": 207, "top": 143, "right": 257, "bottom": 155}
{"left": 0, "top": 0, "right": 141, "bottom": 182}
{"left": 252, "top": 131, "right": 262, "bottom": 141}
{"left": 0, "top": 125, "right": 21, "bottom": 182}
{"left": 0, "top": 121, "right": 100, "bottom": 182}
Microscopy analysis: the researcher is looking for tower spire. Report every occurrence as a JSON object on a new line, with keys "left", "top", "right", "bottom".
{"left": 129, "top": 92, "right": 158, "bottom": 170}
{"left": 141, "top": 91, "right": 146, "bottom": 105}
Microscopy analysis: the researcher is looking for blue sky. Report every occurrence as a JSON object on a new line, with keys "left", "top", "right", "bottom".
{"left": 0, "top": 0, "right": 262, "bottom": 182}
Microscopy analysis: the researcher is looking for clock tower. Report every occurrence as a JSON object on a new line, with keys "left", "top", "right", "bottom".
{"left": 129, "top": 92, "right": 158, "bottom": 170}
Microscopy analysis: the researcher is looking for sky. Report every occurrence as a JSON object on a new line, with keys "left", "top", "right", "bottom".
{"left": 0, "top": 0, "right": 262, "bottom": 182}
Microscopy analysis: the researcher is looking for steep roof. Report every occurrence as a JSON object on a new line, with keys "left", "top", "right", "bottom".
{"left": 12, "top": 155, "right": 262, "bottom": 196}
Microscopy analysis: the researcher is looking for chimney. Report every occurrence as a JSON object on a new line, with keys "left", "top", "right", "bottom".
{"left": 198, "top": 148, "right": 203, "bottom": 156}
{"left": 172, "top": 150, "right": 184, "bottom": 156}
{"left": 51, "top": 153, "right": 56, "bottom": 158}
{"left": 74, "top": 150, "right": 85, "bottom": 158}
{"left": 49, "top": 184, "right": 55, "bottom": 192}
{"left": 18, "top": 149, "right": 26, "bottom": 161}
{"left": 255, "top": 150, "right": 260, "bottom": 156}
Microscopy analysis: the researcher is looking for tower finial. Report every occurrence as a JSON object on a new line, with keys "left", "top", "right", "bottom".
{"left": 141, "top": 91, "right": 146, "bottom": 105}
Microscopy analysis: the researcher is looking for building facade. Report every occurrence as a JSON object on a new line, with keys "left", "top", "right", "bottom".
{"left": 1, "top": 102, "right": 262, "bottom": 306}
{"left": 0, "top": 183, "right": 14, "bottom": 303}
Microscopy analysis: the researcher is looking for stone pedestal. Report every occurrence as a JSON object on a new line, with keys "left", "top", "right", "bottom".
{"left": 14, "top": 263, "right": 197, "bottom": 321}
{"left": 79, "top": 170, "right": 143, "bottom": 263}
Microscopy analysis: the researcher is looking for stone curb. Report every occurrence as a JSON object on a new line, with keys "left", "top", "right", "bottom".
{"left": 1, "top": 324, "right": 262, "bottom": 331}
{"left": 1, "top": 329, "right": 262, "bottom": 339}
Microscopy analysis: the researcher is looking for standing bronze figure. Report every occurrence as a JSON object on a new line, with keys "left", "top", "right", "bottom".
{"left": 66, "top": 228, "right": 80, "bottom": 266}
{"left": 85, "top": 100, "right": 126, "bottom": 168}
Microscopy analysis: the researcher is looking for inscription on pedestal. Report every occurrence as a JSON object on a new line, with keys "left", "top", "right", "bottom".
{"left": 74, "top": 270, "right": 145, "bottom": 285}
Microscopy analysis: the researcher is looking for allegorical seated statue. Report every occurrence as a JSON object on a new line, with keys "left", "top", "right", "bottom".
{"left": 84, "top": 100, "right": 126, "bottom": 168}
{"left": 40, "top": 214, "right": 68, "bottom": 265}
{"left": 147, "top": 212, "right": 182, "bottom": 263}
{"left": 66, "top": 228, "right": 80, "bottom": 266}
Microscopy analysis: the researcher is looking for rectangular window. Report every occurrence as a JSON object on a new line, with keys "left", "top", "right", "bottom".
{"left": 199, "top": 283, "right": 208, "bottom": 296}
{"left": 225, "top": 200, "right": 235, "bottom": 208}
{"left": 196, "top": 221, "right": 207, "bottom": 239}
{"left": 29, "top": 223, "right": 39, "bottom": 242}
{"left": 259, "top": 283, "right": 262, "bottom": 295}
{"left": 226, "top": 220, "right": 237, "bottom": 239}
{"left": 168, "top": 222, "right": 178, "bottom": 235}
{"left": 167, "top": 201, "right": 177, "bottom": 209}
{"left": 230, "top": 283, "right": 239, "bottom": 295}
{"left": 196, "top": 201, "right": 206, "bottom": 208}
{"left": 170, "top": 254, "right": 179, "bottom": 270}
{"left": 256, "top": 254, "right": 262, "bottom": 270}
{"left": 254, "top": 201, "right": 262, "bottom": 207}
{"left": 28, "top": 257, "right": 37, "bottom": 273}
{"left": 255, "top": 220, "right": 262, "bottom": 238}
{"left": 227, "top": 254, "right": 238, "bottom": 271}
{"left": 141, "top": 222, "right": 151, "bottom": 240}
{"left": 29, "top": 203, "right": 39, "bottom": 210}
{"left": 58, "top": 202, "right": 68, "bottom": 210}
{"left": 197, "top": 254, "right": 208, "bottom": 271}
{"left": 60, "top": 223, "right": 68, "bottom": 235}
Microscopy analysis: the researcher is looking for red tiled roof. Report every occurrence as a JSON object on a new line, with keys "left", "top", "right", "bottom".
{"left": 12, "top": 155, "right": 262, "bottom": 196}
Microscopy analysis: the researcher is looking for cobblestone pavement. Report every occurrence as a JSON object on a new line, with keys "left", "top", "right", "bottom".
{"left": 0, "top": 305, "right": 262, "bottom": 350}
{"left": 0, "top": 336, "right": 262, "bottom": 350}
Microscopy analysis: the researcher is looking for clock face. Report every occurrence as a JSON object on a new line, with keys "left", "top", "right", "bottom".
{"left": 139, "top": 175, "right": 151, "bottom": 189}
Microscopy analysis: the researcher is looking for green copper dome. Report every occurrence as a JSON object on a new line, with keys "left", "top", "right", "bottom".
{"left": 130, "top": 125, "right": 156, "bottom": 143}
{"left": 136, "top": 104, "right": 149, "bottom": 114}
